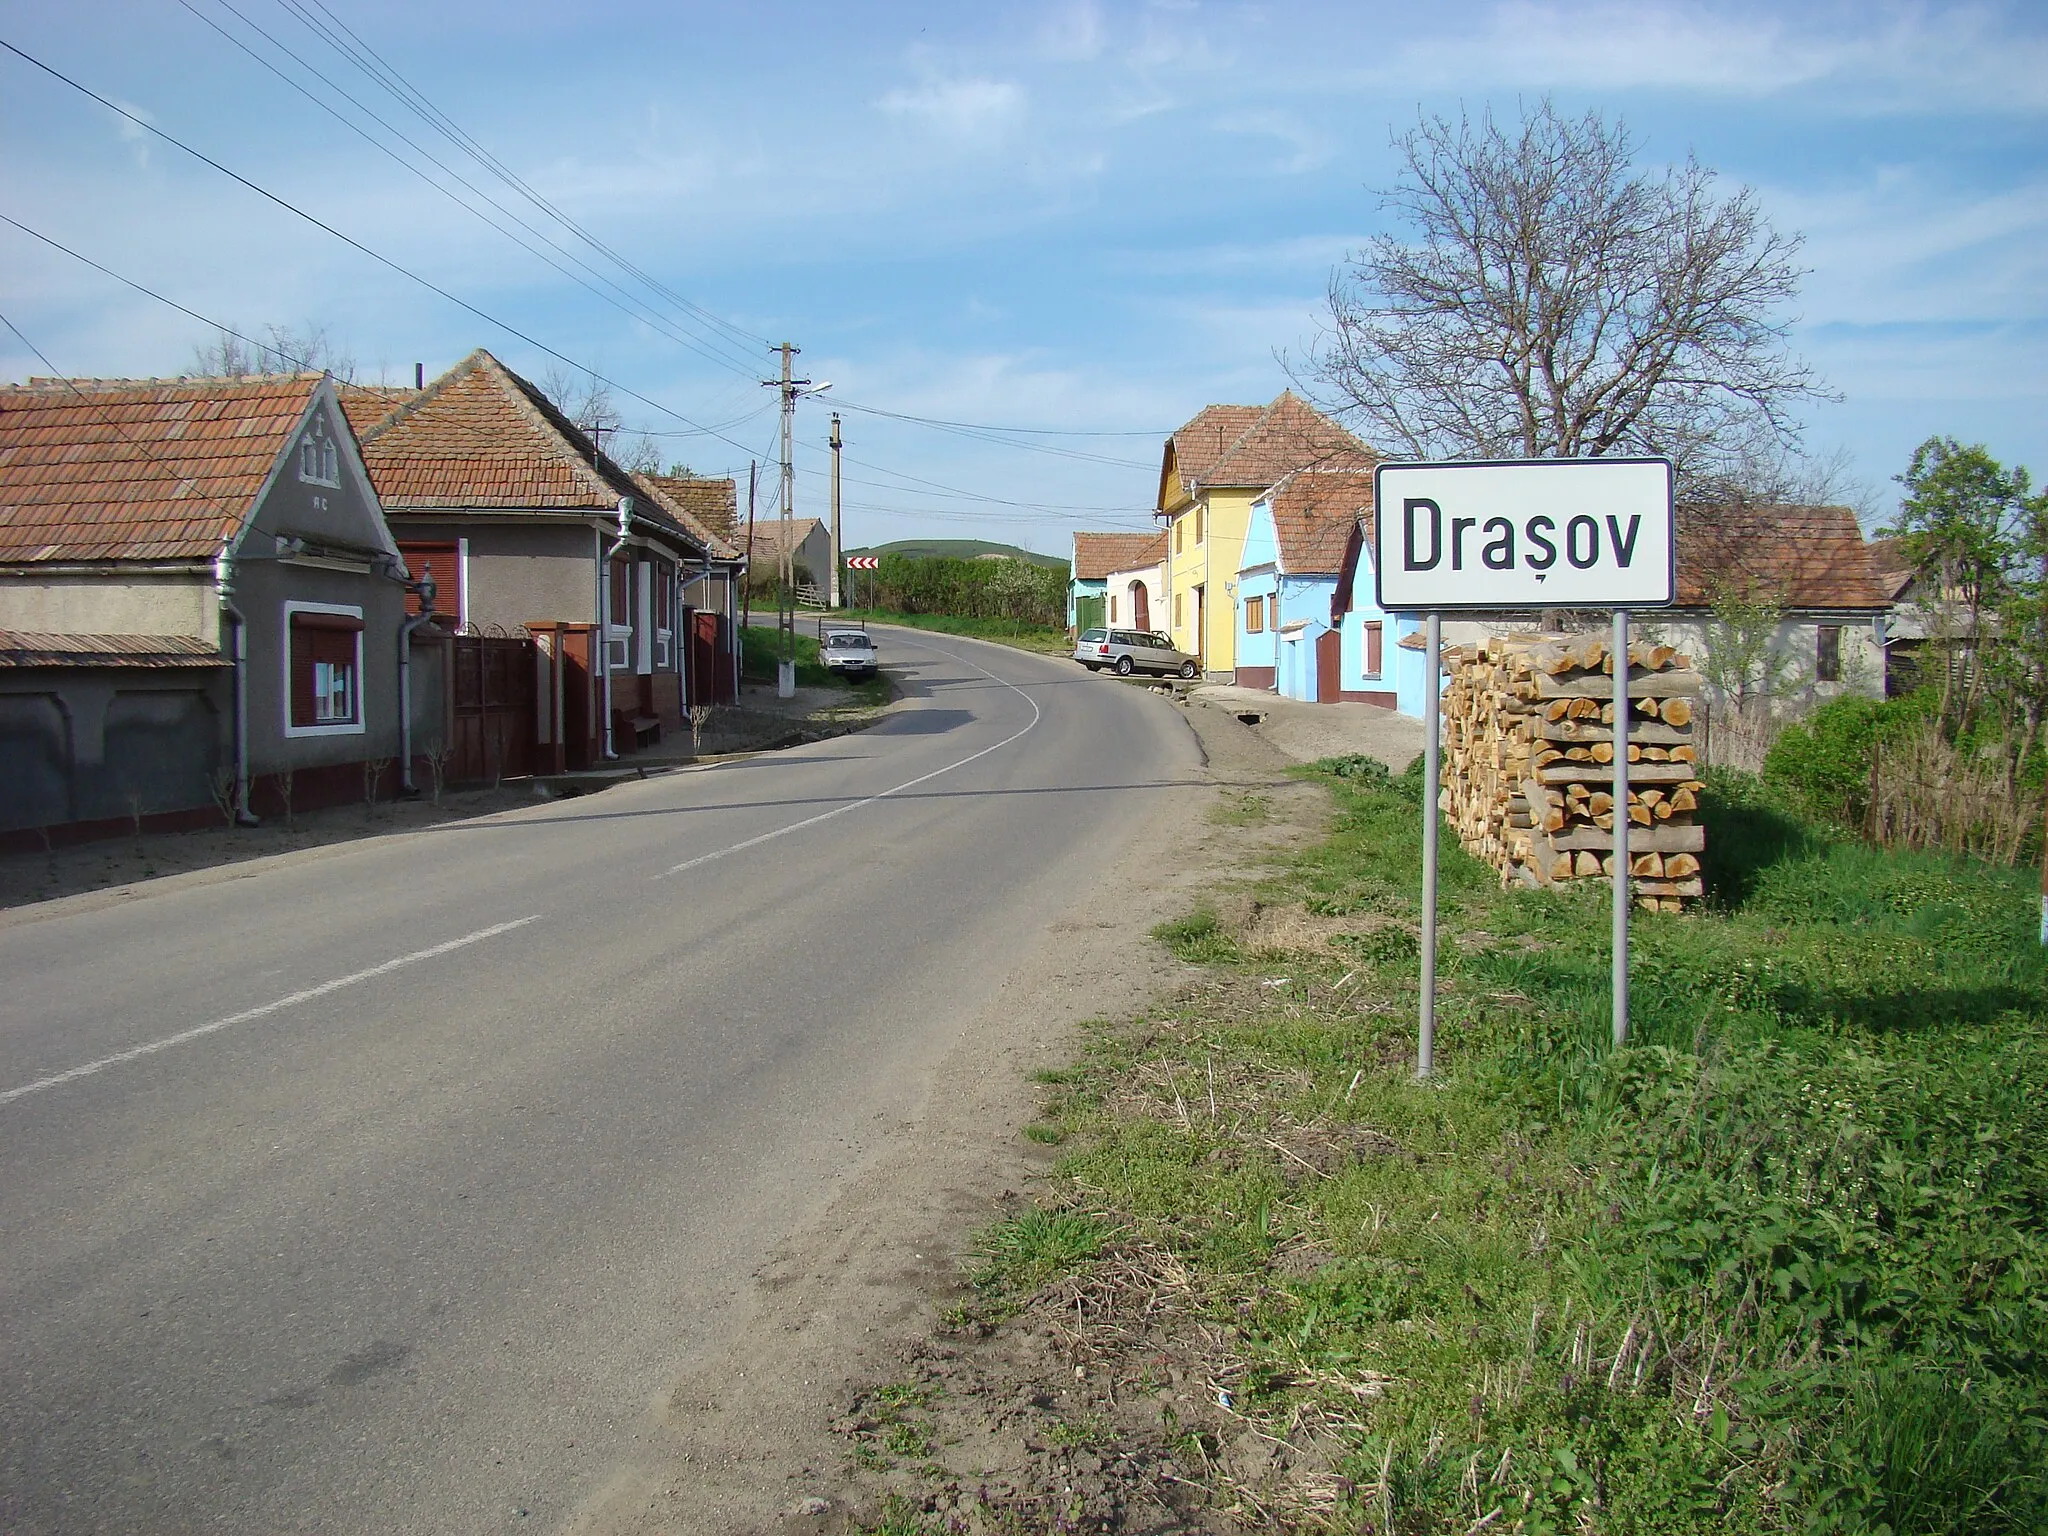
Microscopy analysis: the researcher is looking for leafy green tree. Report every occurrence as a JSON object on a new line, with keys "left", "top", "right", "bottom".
{"left": 1884, "top": 437, "right": 2036, "bottom": 738}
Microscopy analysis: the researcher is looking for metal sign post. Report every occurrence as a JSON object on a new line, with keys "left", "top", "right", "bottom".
{"left": 1613, "top": 608, "right": 1630, "bottom": 1046}
{"left": 1419, "top": 611, "right": 1441, "bottom": 1078}
{"left": 1372, "top": 458, "right": 1674, "bottom": 1077}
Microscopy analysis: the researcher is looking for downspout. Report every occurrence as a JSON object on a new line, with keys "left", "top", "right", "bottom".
{"left": 600, "top": 496, "right": 633, "bottom": 759}
{"left": 214, "top": 548, "right": 259, "bottom": 825}
{"left": 397, "top": 563, "right": 438, "bottom": 794}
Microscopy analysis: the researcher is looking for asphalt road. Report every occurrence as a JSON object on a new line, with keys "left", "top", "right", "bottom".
{"left": 0, "top": 630, "right": 1200, "bottom": 1535}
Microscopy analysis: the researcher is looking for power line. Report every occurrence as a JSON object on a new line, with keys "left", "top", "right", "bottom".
{"left": 174, "top": 0, "right": 769, "bottom": 383}
{"left": 0, "top": 36, "right": 773, "bottom": 462}
{"left": 279, "top": 0, "right": 770, "bottom": 358}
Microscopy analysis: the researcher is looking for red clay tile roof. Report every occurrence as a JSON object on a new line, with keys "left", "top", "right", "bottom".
{"left": 1162, "top": 404, "right": 1264, "bottom": 501}
{"left": 0, "top": 629, "right": 227, "bottom": 667}
{"left": 1265, "top": 468, "right": 1374, "bottom": 575}
{"left": 1159, "top": 393, "right": 1376, "bottom": 509}
{"left": 1863, "top": 535, "right": 1916, "bottom": 602}
{"left": 1675, "top": 504, "right": 1887, "bottom": 610}
{"left": 1072, "top": 530, "right": 1165, "bottom": 580}
{"left": 348, "top": 351, "right": 712, "bottom": 555}
{"left": 0, "top": 374, "right": 322, "bottom": 563}
{"left": 635, "top": 473, "right": 740, "bottom": 559}
{"left": 744, "top": 517, "right": 824, "bottom": 562}
{"left": 1204, "top": 392, "right": 1377, "bottom": 490}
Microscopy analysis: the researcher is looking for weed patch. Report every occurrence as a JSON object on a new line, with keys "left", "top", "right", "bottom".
{"left": 976, "top": 762, "right": 2048, "bottom": 1532}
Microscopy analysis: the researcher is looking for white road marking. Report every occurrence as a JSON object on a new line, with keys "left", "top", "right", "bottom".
{"left": 657, "top": 636, "right": 1043, "bottom": 879}
{"left": 0, "top": 915, "right": 545, "bottom": 1106}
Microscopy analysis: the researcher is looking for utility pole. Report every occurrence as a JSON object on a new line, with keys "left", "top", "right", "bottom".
{"left": 742, "top": 459, "right": 757, "bottom": 634}
{"left": 829, "top": 412, "right": 843, "bottom": 610}
{"left": 763, "top": 342, "right": 807, "bottom": 699}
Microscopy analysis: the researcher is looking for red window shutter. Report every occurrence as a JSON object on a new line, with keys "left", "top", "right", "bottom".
{"left": 398, "top": 541, "right": 460, "bottom": 624}
{"left": 289, "top": 613, "right": 362, "bottom": 725}
{"left": 290, "top": 629, "right": 317, "bottom": 726}
{"left": 1365, "top": 622, "right": 1383, "bottom": 677}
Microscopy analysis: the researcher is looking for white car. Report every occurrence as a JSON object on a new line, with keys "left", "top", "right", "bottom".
{"left": 820, "top": 628, "right": 879, "bottom": 679}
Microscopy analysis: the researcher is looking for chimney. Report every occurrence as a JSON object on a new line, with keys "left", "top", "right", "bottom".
{"left": 414, "top": 362, "right": 425, "bottom": 390}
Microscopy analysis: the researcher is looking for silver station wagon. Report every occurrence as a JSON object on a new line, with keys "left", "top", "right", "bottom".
{"left": 1072, "top": 627, "right": 1200, "bottom": 679}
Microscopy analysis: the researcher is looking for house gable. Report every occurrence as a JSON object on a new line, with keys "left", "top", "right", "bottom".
{"left": 230, "top": 378, "right": 400, "bottom": 569}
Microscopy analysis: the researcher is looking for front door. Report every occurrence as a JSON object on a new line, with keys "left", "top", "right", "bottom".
{"left": 1316, "top": 628, "right": 1342, "bottom": 703}
{"left": 1131, "top": 582, "right": 1150, "bottom": 631}
{"left": 1192, "top": 584, "right": 1205, "bottom": 669}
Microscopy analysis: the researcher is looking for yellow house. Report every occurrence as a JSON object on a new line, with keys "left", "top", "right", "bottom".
{"left": 1156, "top": 392, "right": 1376, "bottom": 678}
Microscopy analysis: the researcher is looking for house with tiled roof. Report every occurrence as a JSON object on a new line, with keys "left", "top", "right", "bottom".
{"left": 1382, "top": 502, "right": 1890, "bottom": 721}
{"left": 0, "top": 372, "right": 436, "bottom": 844}
{"left": 1155, "top": 393, "right": 1377, "bottom": 678}
{"left": 1069, "top": 530, "right": 1165, "bottom": 632}
{"left": 342, "top": 350, "right": 742, "bottom": 768}
{"left": 1234, "top": 469, "right": 1411, "bottom": 704}
{"left": 742, "top": 516, "right": 830, "bottom": 603}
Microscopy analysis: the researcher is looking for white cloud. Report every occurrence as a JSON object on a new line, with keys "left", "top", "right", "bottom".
{"left": 1370, "top": 2, "right": 2048, "bottom": 114}
{"left": 877, "top": 76, "right": 1025, "bottom": 137}
{"left": 112, "top": 100, "right": 153, "bottom": 170}
{"left": 1037, "top": 1, "right": 1106, "bottom": 62}
{"left": 1216, "top": 110, "right": 1334, "bottom": 175}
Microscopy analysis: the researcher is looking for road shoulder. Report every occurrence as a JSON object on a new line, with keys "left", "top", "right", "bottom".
{"left": 571, "top": 695, "right": 1330, "bottom": 1535}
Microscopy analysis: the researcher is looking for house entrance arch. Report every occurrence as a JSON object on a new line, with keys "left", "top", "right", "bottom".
{"left": 1130, "top": 581, "right": 1150, "bottom": 631}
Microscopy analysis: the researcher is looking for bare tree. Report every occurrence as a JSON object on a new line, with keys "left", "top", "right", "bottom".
{"left": 537, "top": 365, "right": 621, "bottom": 450}
{"left": 1302, "top": 101, "right": 1829, "bottom": 485}
{"left": 189, "top": 322, "right": 355, "bottom": 382}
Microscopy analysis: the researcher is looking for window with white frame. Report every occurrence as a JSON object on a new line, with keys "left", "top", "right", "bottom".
{"left": 285, "top": 603, "right": 364, "bottom": 735}
{"left": 606, "top": 556, "right": 632, "bottom": 671}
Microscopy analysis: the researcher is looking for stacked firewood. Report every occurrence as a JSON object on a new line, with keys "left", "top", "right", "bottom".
{"left": 1440, "top": 633, "right": 1705, "bottom": 911}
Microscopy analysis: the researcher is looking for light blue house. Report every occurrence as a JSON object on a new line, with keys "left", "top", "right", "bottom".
{"left": 1235, "top": 469, "right": 1421, "bottom": 706}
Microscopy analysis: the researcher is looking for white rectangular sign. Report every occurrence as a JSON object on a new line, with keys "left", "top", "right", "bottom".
{"left": 1374, "top": 458, "right": 1674, "bottom": 611}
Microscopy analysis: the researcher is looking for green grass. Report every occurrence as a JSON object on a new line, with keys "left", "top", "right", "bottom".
{"left": 737, "top": 625, "right": 887, "bottom": 703}
{"left": 829, "top": 609, "right": 1071, "bottom": 655}
{"left": 1002, "top": 758, "right": 2048, "bottom": 1533}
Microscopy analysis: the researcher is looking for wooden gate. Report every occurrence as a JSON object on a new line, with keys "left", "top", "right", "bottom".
{"left": 685, "top": 609, "right": 734, "bottom": 704}
{"left": 451, "top": 629, "right": 537, "bottom": 783}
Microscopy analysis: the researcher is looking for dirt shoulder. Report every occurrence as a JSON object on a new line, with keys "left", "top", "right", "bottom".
{"left": 566, "top": 696, "right": 1335, "bottom": 1536}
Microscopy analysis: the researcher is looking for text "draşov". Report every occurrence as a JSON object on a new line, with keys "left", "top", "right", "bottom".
{"left": 1403, "top": 497, "right": 1642, "bottom": 576}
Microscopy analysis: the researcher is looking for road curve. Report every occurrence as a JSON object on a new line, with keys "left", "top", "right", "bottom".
{"left": 0, "top": 629, "right": 1201, "bottom": 1535}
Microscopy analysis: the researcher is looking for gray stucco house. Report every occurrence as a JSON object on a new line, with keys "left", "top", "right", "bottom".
{"left": 0, "top": 372, "right": 444, "bottom": 845}
{"left": 342, "top": 351, "right": 743, "bottom": 769}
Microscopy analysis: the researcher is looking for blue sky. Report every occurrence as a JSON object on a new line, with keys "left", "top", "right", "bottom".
{"left": 2, "top": 0, "right": 2043, "bottom": 558}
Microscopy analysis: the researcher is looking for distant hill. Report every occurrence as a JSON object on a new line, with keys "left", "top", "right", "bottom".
{"left": 847, "top": 538, "right": 1067, "bottom": 571}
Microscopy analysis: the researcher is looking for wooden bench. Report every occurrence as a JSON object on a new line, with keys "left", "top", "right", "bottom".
{"left": 613, "top": 710, "right": 662, "bottom": 750}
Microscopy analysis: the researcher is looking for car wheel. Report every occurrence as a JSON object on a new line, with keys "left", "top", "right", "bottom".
{"left": 1114, "top": 656, "right": 1134, "bottom": 676}
{"left": 1179, "top": 660, "right": 1199, "bottom": 679}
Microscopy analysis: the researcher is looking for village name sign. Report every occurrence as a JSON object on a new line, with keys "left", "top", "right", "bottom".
{"left": 1371, "top": 456, "right": 1676, "bottom": 1079}
{"left": 1375, "top": 457, "right": 1674, "bottom": 612}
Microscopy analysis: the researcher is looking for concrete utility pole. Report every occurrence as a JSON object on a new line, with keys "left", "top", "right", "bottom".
{"left": 742, "top": 459, "right": 756, "bottom": 634}
{"left": 764, "top": 343, "right": 807, "bottom": 699}
{"left": 829, "top": 412, "right": 843, "bottom": 610}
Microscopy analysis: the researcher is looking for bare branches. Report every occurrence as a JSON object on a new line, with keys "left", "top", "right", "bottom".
{"left": 188, "top": 321, "right": 355, "bottom": 383}
{"left": 1303, "top": 101, "right": 1830, "bottom": 485}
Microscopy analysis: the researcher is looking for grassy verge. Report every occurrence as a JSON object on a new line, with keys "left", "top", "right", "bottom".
{"left": 830, "top": 609, "right": 1072, "bottom": 655}
{"left": 738, "top": 625, "right": 888, "bottom": 705}
{"left": 969, "top": 758, "right": 2048, "bottom": 1533}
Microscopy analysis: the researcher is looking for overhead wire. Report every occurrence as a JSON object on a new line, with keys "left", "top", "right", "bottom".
{"left": 279, "top": 0, "right": 770, "bottom": 357}
{"left": 175, "top": 0, "right": 770, "bottom": 384}
{"left": 0, "top": 36, "right": 781, "bottom": 463}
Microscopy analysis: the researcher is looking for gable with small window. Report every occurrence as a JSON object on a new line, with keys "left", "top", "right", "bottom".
{"left": 285, "top": 602, "right": 365, "bottom": 736}
{"left": 297, "top": 413, "right": 340, "bottom": 487}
